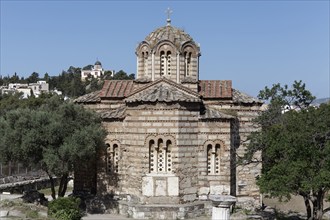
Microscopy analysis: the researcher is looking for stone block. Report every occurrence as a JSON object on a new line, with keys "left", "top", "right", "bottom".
{"left": 210, "top": 185, "right": 230, "bottom": 195}
{"left": 142, "top": 176, "right": 153, "bottom": 196}
{"left": 167, "top": 176, "right": 179, "bottom": 196}
{"left": 142, "top": 122, "right": 151, "bottom": 127}
{"left": 133, "top": 211, "right": 145, "bottom": 219}
{"left": 147, "top": 128, "right": 157, "bottom": 133}
{"left": 0, "top": 210, "right": 8, "bottom": 217}
{"left": 159, "top": 128, "right": 169, "bottom": 133}
{"left": 182, "top": 194, "right": 196, "bottom": 202}
{"left": 198, "top": 187, "right": 210, "bottom": 195}
{"left": 163, "top": 122, "right": 174, "bottom": 127}
{"left": 155, "top": 179, "right": 167, "bottom": 196}
{"left": 170, "top": 128, "right": 179, "bottom": 133}
{"left": 199, "top": 195, "right": 208, "bottom": 200}
{"left": 184, "top": 187, "right": 197, "bottom": 194}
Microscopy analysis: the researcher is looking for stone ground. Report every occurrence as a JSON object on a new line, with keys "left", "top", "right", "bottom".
{"left": 264, "top": 196, "right": 330, "bottom": 214}
{"left": 1, "top": 193, "right": 330, "bottom": 219}
{"left": 82, "top": 214, "right": 210, "bottom": 220}
{"left": 83, "top": 213, "right": 131, "bottom": 220}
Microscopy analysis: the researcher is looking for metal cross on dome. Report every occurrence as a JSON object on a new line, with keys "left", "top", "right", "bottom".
{"left": 166, "top": 7, "right": 173, "bottom": 26}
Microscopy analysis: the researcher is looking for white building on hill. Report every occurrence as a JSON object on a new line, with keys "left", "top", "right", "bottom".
{"left": 81, "top": 61, "right": 105, "bottom": 80}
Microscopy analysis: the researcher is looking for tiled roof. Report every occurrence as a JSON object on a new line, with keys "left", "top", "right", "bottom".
{"left": 74, "top": 90, "right": 101, "bottom": 103}
{"left": 135, "top": 77, "right": 152, "bottom": 83}
{"left": 232, "top": 89, "right": 263, "bottom": 104}
{"left": 200, "top": 107, "right": 234, "bottom": 120}
{"left": 100, "top": 105, "right": 126, "bottom": 120}
{"left": 126, "top": 81, "right": 201, "bottom": 103}
{"left": 100, "top": 80, "right": 135, "bottom": 98}
{"left": 182, "top": 76, "right": 198, "bottom": 83}
{"left": 199, "top": 80, "right": 232, "bottom": 98}
{"left": 76, "top": 79, "right": 258, "bottom": 104}
{"left": 144, "top": 25, "right": 196, "bottom": 50}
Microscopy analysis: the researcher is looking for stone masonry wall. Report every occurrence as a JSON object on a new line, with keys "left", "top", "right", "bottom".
{"left": 97, "top": 103, "right": 201, "bottom": 204}
{"left": 175, "top": 108, "right": 199, "bottom": 203}
{"left": 78, "top": 98, "right": 263, "bottom": 212}
{"left": 197, "top": 120, "right": 232, "bottom": 200}
{"left": 206, "top": 102, "right": 263, "bottom": 207}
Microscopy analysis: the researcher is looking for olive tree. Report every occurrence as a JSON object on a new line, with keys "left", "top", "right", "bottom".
{"left": 0, "top": 96, "right": 107, "bottom": 199}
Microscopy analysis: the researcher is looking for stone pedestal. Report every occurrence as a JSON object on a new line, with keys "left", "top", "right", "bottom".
{"left": 142, "top": 174, "right": 179, "bottom": 197}
{"left": 212, "top": 202, "right": 231, "bottom": 220}
{"left": 209, "top": 195, "right": 236, "bottom": 220}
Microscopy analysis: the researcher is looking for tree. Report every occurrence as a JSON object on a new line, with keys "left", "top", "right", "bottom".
{"left": 0, "top": 96, "right": 107, "bottom": 199}
{"left": 43, "top": 72, "right": 50, "bottom": 82}
{"left": 244, "top": 81, "right": 330, "bottom": 220}
{"left": 111, "top": 70, "right": 135, "bottom": 80}
{"left": 85, "top": 77, "right": 103, "bottom": 93}
{"left": 103, "top": 70, "right": 114, "bottom": 80}
{"left": 27, "top": 72, "right": 40, "bottom": 84}
{"left": 9, "top": 72, "right": 20, "bottom": 83}
{"left": 0, "top": 92, "right": 57, "bottom": 116}
{"left": 82, "top": 64, "right": 93, "bottom": 70}
{"left": 49, "top": 66, "right": 86, "bottom": 98}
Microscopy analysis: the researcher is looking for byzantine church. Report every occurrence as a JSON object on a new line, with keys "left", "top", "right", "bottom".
{"left": 75, "top": 15, "right": 263, "bottom": 219}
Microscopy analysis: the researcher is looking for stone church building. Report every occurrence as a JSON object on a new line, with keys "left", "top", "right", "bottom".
{"left": 75, "top": 18, "right": 263, "bottom": 219}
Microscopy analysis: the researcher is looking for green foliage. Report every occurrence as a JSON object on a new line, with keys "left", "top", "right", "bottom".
{"left": 111, "top": 70, "right": 135, "bottom": 80}
{"left": 244, "top": 81, "right": 329, "bottom": 220}
{"left": 82, "top": 64, "right": 93, "bottom": 70}
{"left": 50, "top": 66, "right": 86, "bottom": 98}
{"left": 0, "top": 92, "right": 58, "bottom": 117}
{"left": 27, "top": 72, "right": 40, "bottom": 84}
{"left": 48, "top": 197, "right": 83, "bottom": 220}
{"left": 26, "top": 210, "right": 39, "bottom": 218}
{"left": 244, "top": 80, "right": 315, "bottom": 162}
{"left": 85, "top": 77, "right": 104, "bottom": 94}
{"left": 0, "top": 95, "right": 107, "bottom": 199}
{"left": 1, "top": 67, "right": 135, "bottom": 99}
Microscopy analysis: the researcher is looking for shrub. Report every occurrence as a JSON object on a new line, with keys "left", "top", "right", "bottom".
{"left": 26, "top": 210, "right": 39, "bottom": 218}
{"left": 48, "top": 197, "right": 83, "bottom": 220}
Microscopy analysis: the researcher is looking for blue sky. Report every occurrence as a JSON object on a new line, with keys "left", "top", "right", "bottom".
{"left": 1, "top": 1, "right": 329, "bottom": 98}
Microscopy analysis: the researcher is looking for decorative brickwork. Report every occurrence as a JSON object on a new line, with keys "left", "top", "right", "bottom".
{"left": 74, "top": 20, "right": 264, "bottom": 219}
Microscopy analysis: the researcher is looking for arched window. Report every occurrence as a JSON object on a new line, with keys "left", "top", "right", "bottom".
{"left": 160, "top": 51, "right": 166, "bottom": 76}
{"left": 207, "top": 143, "right": 221, "bottom": 175}
{"left": 149, "top": 138, "right": 173, "bottom": 173}
{"left": 167, "top": 51, "right": 171, "bottom": 75}
{"left": 144, "top": 52, "right": 148, "bottom": 75}
{"left": 107, "top": 143, "right": 120, "bottom": 174}
{"left": 160, "top": 50, "right": 171, "bottom": 76}
{"left": 184, "top": 52, "right": 192, "bottom": 76}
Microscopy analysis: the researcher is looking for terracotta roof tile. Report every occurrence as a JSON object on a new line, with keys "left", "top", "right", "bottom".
{"left": 100, "top": 80, "right": 135, "bottom": 98}
{"left": 74, "top": 90, "right": 101, "bottom": 103}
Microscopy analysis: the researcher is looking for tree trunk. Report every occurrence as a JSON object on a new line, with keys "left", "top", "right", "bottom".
{"left": 312, "top": 189, "right": 325, "bottom": 220}
{"left": 46, "top": 172, "right": 56, "bottom": 200}
{"left": 303, "top": 195, "right": 312, "bottom": 219}
{"left": 58, "top": 173, "right": 68, "bottom": 197}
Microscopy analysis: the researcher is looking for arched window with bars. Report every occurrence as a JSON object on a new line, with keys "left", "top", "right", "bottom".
{"left": 166, "top": 51, "right": 171, "bottom": 75}
{"left": 207, "top": 143, "right": 221, "bottom": 175}
{"left": 107, "top": 142, "right": 120, "bottom": 174}
{"left": 184, "top": 51, "right": 191, "bottom": 76}
{"left": 149, "top": 137, "right": 173, "bottom": 174}
{"left": 160, "top": 50, "right": 171, "bottom": 76}
{"left": 160, "top": 51, "right": 166, "bottom": 76}
{"left": 144, "top": 52, "right": 148, "bottom": 75}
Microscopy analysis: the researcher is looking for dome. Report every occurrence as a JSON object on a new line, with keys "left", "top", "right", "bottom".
{"left": 144, "top": 25, "right": 196, "bottom": 50}
{"left": 95, "top": 61, "right": 102, "bottom": 65}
